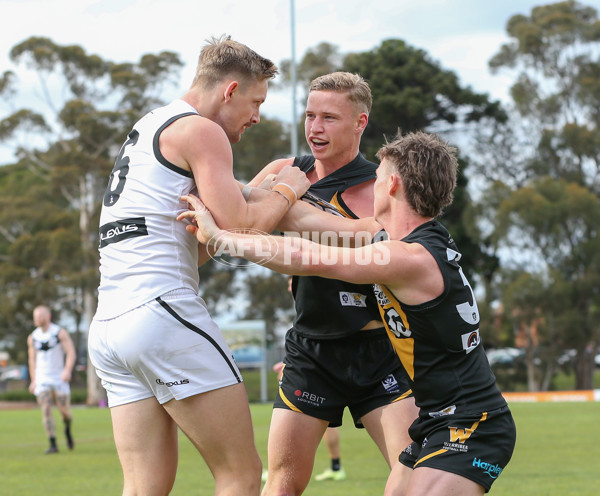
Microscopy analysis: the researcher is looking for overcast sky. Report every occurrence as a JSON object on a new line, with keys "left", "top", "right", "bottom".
{"left": 2, "top": 0, "right": 599, "bottom": 148}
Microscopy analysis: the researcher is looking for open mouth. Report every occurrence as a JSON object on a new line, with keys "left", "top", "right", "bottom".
{"left": 310, "top": 137, "right": 328, "bottom": 149}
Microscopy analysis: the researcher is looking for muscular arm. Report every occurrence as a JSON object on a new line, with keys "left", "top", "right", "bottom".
{"left": 160, "top": 116, "right": 309, "bottom": 233}
{"left": 243, "top": 186, "right": 381, "bottom": 246}
{"left": 178, "top": 194, "right": 442, "bottom": 304}
{"left": 58, "top": 329, "right": 76, "bottom": 382}
{"left": 247, "top": 157, "right": 294, "bottom": 187}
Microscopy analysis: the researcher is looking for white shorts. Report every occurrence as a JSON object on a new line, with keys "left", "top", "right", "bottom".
{"left": 88, "top": 289, "right": 242, "bottom": 408}
{"left": 35, "top": 380, "right": 70, "bottom": 397}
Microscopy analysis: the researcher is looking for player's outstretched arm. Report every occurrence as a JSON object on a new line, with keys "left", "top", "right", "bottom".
{"left": 177, "top": 194, "right": 420, "bottom": 288}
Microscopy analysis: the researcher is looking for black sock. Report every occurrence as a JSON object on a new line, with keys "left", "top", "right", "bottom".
{"left": 49, "top": 436, "right": 57, "bottom": 448}
{"left": 64, "top": 418, "right": 74, "bottom": 448}
{"left": 331, "top": 458, "right": 341, "bottom": 471}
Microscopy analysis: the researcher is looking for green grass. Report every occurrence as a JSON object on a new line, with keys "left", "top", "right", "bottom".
{"left": 1, "top": 401, "right": 599, "bottom": 495}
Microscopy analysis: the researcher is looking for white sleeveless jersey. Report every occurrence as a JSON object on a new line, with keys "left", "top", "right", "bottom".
{"left": 95, "top": 100, "right": 201, "bottom": 320}
{"left": 31, "top": 323, "right": 65, "bottom": 384}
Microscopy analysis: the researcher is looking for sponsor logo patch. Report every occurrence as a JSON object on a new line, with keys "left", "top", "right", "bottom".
{"left": 156, "top": 378, "right": 190, "bottom": 387}
{"left": 373, "top": 284, "right": 390, "bottom": 306}
{"left": 294, "top": 389, "right": 326, "bottom": 407}
{"left": 473, "top": 458, "right": 503, "bottom": 479}
{"left": 339, "top": 291, "right": 367, "bottom": 307}
{"left": 99, "top": 217, "right": 148, "bottom": 248}
{"left": 461, "top": 329, "right": 480, "bottom": 354}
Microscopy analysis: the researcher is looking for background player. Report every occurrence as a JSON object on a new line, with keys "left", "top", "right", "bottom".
{"left": 27, "top": 305, "right": 76, "bottom": 454}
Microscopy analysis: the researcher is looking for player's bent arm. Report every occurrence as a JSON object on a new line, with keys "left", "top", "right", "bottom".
{"left": 172, "top": 118, "right": 307, "bottom": 232}
{"left": 203, "top": 230, "right": 434, "bottom": 293}
{"left": 242, "top": 188, "right": 381, "bottom": 246}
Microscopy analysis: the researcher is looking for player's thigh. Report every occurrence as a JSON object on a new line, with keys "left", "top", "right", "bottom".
{"left": 384, "top": 462, "right": 413, "bottom": 496}
{"left": 407, "top": 466, "right": 484, "bottom": 496}
{"left": 54, "top": 391, "right": 72, "bottom": 417}
{"left": 267, "top": 408, "right": 328, "bottom": 475}
{"left": 110, "top": 397, "right": 178, "bottom": 479}
{"left": 163, "top": 383, "right": 260, "bottom": 474}
{"left": 361, "top": 397, "right": 417, "bottom": 465}
{"left": 36, "top": 390, "right": 53, "bottom": 409}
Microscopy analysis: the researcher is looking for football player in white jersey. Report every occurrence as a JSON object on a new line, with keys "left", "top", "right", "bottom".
{"left": 88, "top": 35, "right": 310, "bottom": 496}
{"left": 27, "top": 305, "right": 76, "bottom": 454}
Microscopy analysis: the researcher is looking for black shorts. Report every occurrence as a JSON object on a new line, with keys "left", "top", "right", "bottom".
{"left": 399, "top": 405, "right": 516, "bottom": 492}
{"left": 273, "top": 327, "right": 412, "bottom": 427}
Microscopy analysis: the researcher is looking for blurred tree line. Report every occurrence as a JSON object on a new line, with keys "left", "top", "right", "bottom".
{"left": 0, "top": 1, "right": 598, "bottom": 396}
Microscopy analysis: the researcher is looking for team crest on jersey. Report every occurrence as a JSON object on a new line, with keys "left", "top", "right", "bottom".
{"left": 373, "top": 284, "right": 390, "bottom": 306}
{"left": 461, "top": 329, "right": 481, "bottom": 354}
{"left": 338, "top": 291, "right": 367, "bottom": 307}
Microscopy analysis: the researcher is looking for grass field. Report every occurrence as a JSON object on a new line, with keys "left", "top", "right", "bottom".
{"left": 1, "top": 401, "right": 599, "bottom": 495}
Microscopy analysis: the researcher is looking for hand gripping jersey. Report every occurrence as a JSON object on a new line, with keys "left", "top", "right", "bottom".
{"left": 374, "top": 221, "right": 507, "bottom": 418}
{"left": 95, "top": 100, "right": 200, "bottom": 320}
{"left": 31, "top": 323, "right": 65, "bottom": 384}
{"left": 291, "top": 153, "right": 382, "bottom": 339}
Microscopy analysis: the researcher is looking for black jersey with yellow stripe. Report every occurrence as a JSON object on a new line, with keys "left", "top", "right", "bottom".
{"left": 290, "top": 154, "right": 382, "bottom": 339}
{"left": 373, "top": 220, "right": 506, "bottom": 417}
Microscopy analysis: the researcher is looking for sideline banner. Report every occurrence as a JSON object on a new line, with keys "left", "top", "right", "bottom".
{"left": 503, "top": 390, "right": 600, "bottom": 403}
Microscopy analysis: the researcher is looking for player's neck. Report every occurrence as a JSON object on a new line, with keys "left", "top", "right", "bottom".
{"left": 313, "top": 150, "right": 359, "bottom": 179}
{"left": 385, "top": 205, "right": 431, "bottom": 240}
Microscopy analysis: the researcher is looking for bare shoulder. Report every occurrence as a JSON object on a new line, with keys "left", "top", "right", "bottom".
{"left": 383, "top": 241, "right": 444, "bottom": 305}
{"left": 159, "top": 114, "right": 229, "bottom": 171}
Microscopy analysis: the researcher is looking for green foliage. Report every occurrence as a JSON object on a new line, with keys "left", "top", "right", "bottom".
{"left": 342, "top": 39, "right": 506, "bottom": 159}
{"left": 473, "top": 1, "right": 600, "bottom": 390}
{"left": 0, "top": 37, "right": 184, "bottom": 362}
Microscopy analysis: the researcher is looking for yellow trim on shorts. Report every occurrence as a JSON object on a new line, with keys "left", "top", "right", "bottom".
{"left": 278, "top": 387, "right": 302, "bottom": 413}
{"left": 392, "top": 389, "right": 413, "bottom": 402}
{"left": 414, "top": 448, "right": 448, "bottom": 468}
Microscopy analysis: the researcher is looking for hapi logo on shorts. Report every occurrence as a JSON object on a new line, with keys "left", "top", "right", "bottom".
{"left": 461, "top": 329, "right": 481, "bottom": 354}
{"left": 208, "top": 228, "right": 279, "bottom": 268}
{"left": 339, "top": 291, "right": 367, "bottom": 307}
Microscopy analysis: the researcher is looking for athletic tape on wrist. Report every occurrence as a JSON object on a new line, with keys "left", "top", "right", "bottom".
{"left": 272, "top": 182, "right": 297, "bottom": 207}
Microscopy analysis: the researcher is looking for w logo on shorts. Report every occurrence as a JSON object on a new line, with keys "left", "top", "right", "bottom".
{"left": 381, "top": 374, "right": 399, "bottom": 392}
{"left": 448, "top": 427, "right": 474, "bottom": 444}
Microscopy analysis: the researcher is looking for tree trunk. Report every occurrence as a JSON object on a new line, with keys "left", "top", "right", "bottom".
{"left": 78, "top": 173, "right": 104, "bottom": 406}
{"left": 574, "top": 346, "right": 594, "bottom": 390}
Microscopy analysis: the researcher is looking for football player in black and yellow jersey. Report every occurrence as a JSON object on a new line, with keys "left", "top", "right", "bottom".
{"left": 180, "top": 129, "right": 516, "bottom": 495}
